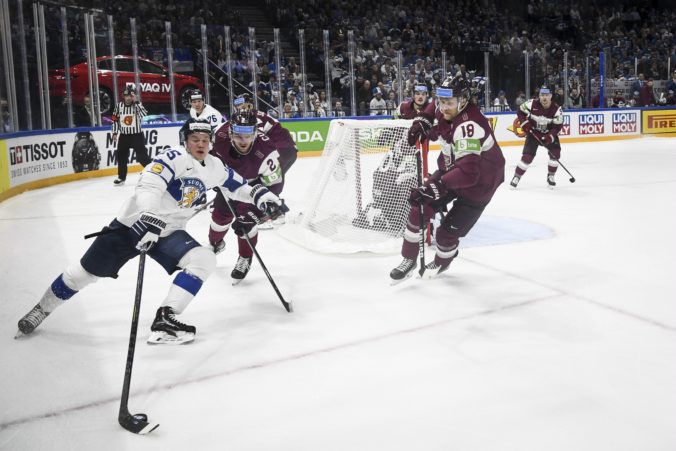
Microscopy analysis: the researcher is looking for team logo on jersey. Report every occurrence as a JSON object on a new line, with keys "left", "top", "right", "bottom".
{"left": 579, "top": 113, "right": 604, "bottom": 134}
{"left": 151, "top": 163, "right": 164, "bottom": 173}
{"left": 178, "top": 178, "right": 207, "bottom": 208}
{"left": 560, "top": 115, "right": 571, "bottom": 136}
{"left": 611, "top": 112, "right": 637, "bottom": 133}
{"left": 486, "top": 117, "right": 497, "bottom": 131}
{"left": 123, "top": 115, "right": 134, "bottom": 126}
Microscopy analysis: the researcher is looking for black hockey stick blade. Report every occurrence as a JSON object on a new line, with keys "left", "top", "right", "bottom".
{"left": 119, "top": 411, "right": 159, "bottom": 435}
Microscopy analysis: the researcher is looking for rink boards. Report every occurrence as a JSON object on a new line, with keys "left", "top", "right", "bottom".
{"left": 1, "top": 107, "right": 674, "bottom": 201}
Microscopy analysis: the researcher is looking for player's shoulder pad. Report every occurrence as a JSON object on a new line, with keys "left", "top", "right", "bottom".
{"left": 147, "top": 147, "right": 190, "bottom": 178}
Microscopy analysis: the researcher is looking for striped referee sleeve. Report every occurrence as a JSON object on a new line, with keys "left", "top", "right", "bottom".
{"left": 111, "top": 102, "right": 121, "bottom": 134}
{"left": 136, "top": 102, "right": 148, "bottom": 118}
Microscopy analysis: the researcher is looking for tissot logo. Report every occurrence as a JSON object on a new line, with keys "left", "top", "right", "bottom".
{"left": 9, "top": 141, "right": 66, "bottom": 165}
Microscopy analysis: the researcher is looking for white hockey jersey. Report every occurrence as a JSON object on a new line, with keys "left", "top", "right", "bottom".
{"left": 189, "top": 104, "right": 226, "bottom": 133}
{"left": 116, "top": 147, "right": 255, "bottom": 235}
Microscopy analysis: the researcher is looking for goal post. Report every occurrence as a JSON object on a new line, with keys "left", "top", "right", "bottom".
{"left": 279, "top": 118, "right": 429, "bottom": 254}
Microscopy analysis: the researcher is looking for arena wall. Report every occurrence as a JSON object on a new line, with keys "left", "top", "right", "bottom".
{"left": 1, "top": 107, "right": 674, "bottom": 202}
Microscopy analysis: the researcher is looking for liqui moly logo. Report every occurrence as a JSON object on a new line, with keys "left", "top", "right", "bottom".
{"left": 612, "top": 112, "right": 637, "bottom": 133}
{"left": 579, "top": 114, "right": 604, "bottom": 134}
{"left": 560, "top": 115, "right": 571, "bottom": 136}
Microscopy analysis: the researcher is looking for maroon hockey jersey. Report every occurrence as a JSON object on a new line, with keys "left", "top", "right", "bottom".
{"left": 394, "top": 99, "right": 431, "bottom": 120}
{"left": 433, "top": 103, "right": 505, "bottom": 204}
{"left": 253, "top": 109, "right": 296, "bottom": 149}
{"left": 212, "top": 130, "right": 285, "bottom": 195}
{"left": 517, "top": 98, "right": 564, "bottom": 139}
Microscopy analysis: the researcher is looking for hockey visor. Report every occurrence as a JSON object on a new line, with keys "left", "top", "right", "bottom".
{"left": 539, "top": 87, "right": 552, "bottom": 94}
{"left": 414, "top": 85, "right": 428, "bottom": 93}
{"left": 188, "top": 122, "right": 212, "bottom": 134}
{"left": 232, "top": 124, "right": 256, "bottom": 135}
{"left": 436, "top": 87, "right": 453, "bottom": 98}
{"left": 233, "top": 97, "right": 247, "bottom": 106}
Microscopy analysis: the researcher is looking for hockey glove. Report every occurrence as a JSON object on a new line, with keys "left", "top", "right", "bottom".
{"left": 541, "top": 133, "right": 555, "bottom": 146}
{"left": 250, "top": 184, "right": 290, "bottom": 220}
{"left": 532, "top": 131, "right": 555, "bottom": 146}
{"left": 130, "top": 212, "right": 166, "bottom": 251}
{"left": 519, "top": 119, "right": 533, "bottom": 135}
{"left": 409, "top": 179, "right": 446, "bottom": 206}
{"left": 232, "top": 210, "right": 263, "bottom": 237}
{"left": 407, "top": 117, "right": 433, "bottom": 146}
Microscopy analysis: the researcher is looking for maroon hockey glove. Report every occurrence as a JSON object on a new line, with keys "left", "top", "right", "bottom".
{"left": 409, "top": 179, "right": 445, "bottom": 205}
{"left": 532, "top": 131, "right": 554, "bottom": 146}
{"left": 232, "top": 210, "right": 264, "bottom": 236}
{"left": 407, "top": 117, "right": 433, "bottom": 146}
{"left": 519, "top": 119, "right": 533, "bottom": 135}
{"left": 541, "top": 133, "right": 555, "bottom": 145}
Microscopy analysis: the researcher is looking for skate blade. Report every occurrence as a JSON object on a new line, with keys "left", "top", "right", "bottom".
{"left": 147, "top": 331, "right": 195, "bottom": 345}
{"left": 420, "top": 269, "right": 439, "bottom": 280}
{"left": 14, "top": 329, "right": 27, "bottom": 339}
{"left": 390, "top": 272, "right": 415, "bottom": 286}
{"left": 231, "top": 278, "right": 246, "bottom": 286}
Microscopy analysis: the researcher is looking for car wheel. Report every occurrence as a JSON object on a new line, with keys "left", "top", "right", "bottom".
{"left": 179, "top": 86, "right": 197, "bottom": 111}
{"left": 98, "top": 87, "right": 113, "bottom": 115}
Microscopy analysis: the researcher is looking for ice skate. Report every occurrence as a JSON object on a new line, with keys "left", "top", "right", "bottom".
{"left": 420, "top": 261, "right": 450, "bottom": 279}
{"left": 231, "top": 256, "right": 252, "bottom": 285}
{"left": 547, "top": 174, "right": 556, "bottom": 188}
{"left": 389, "top": 258, "right": 416, "bottom": 285}
{"left": 147, "top": 306, "right": 196, "bottom": 344}
{"left": 210, "top": 239, "right": 225, "bottom": 254}
{"left": 510, "top": 175, "right": 520, "bottom": 188}
{"left": 16, "top": 303, "right": 50, "bottom": 337}
{"left": 113, "top": 178, "right": 125, "bottom": 186}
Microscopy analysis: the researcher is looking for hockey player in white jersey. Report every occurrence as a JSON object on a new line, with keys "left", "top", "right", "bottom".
{"left": 16, "top": 119, "right": 285, "bottom": 344}
{"left": 179, "top": 89, "right": 226, "bottom": 144}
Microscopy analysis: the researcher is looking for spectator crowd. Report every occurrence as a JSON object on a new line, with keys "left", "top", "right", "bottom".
{"left": 6, "top": 0, "right": 676, "bottom": 126}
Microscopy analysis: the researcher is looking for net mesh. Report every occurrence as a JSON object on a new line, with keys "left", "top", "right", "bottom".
{"left": 280, "top": 119, "right": 420, "bottom": 253}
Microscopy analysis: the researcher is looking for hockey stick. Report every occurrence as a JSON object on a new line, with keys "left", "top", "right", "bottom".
{"left": 546, "top": 150, "right": 576, "bottom": 183}
{"left": 84, "top": 199, "right": 216, "bottom": 240}
{"left": 529, "top": 132, "right": 577, "bottom": 184}
{"left": 118, "top": 246, "right": 159, "bottom": 435}
{"left": 415, "top": 140, "right": 426, "bottom": 276}
{"left": 223, "top": 197, "right": 293, "bottom": 313}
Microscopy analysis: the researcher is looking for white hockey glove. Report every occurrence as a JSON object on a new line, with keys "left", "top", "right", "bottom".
{"left": 130, "top": 212, "right": 166, "bottom": 251}
{"left": 250, "top": 184, "right": 289, "bottom": 220}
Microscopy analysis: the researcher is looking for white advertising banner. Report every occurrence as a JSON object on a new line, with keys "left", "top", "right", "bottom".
{"left": 5, "top": 126, "right": 181, "bottom": 188}
{"left": 485, "top": 109, "right": 641, "bottom": 144}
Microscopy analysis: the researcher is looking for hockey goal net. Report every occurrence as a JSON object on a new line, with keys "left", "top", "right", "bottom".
{"left": 279, "top": 118, "right": 426, "bottom": 253}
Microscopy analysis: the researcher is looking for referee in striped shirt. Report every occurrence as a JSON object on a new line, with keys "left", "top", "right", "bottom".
{"left": 111, "top": 86, "right": 151, "bottom": 185}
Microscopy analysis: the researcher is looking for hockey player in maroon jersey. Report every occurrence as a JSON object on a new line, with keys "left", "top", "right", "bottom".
{"left": 509, "top": 86, "right": 564, "bottom": 188}
{"left": 393, "top": 83, "right": 431, "bottom": 119}
{"left": 390, "top": 74, "right": 505, "bottom": 282}
{"left": 233, "top": 94, "right": 298, "bottom": 174}
{"left": 209, "top": 109, "right": 291, "bottom": 283}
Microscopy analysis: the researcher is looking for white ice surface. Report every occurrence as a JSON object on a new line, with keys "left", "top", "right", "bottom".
{"left": 1, "top": 137, "right": 675, "bottom": 451}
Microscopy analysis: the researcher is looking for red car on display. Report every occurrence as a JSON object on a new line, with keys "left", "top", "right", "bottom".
{"left": 49, "top": 55, "right": 204, "bottom": 115}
